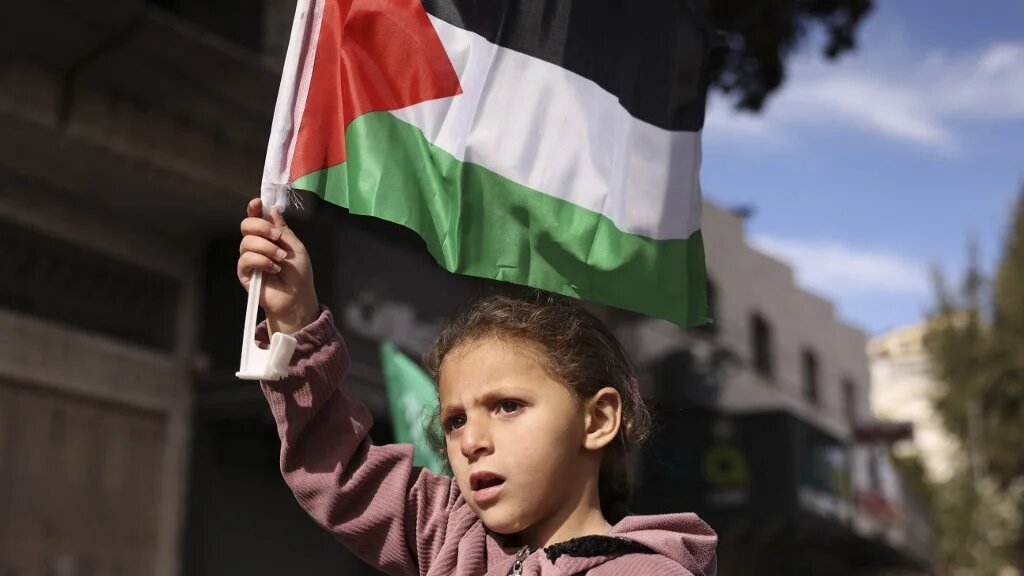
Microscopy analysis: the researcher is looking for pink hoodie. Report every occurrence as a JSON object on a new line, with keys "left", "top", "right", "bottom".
{"left": 259, "top": 308, "right": 718, "bottom": 576}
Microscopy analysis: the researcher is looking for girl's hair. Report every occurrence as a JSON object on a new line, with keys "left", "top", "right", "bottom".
{"left": 424, "top": 290, "right": 652, "bottom": 524}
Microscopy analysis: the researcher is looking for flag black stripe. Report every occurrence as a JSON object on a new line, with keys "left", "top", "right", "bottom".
{"left": 420, "top": 0, "right": 713, "bottom": 132}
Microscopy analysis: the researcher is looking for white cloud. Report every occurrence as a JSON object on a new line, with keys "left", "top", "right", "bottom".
{"left": 782, "top": 75, "right": 955, "bottom": 151}
{"left": 705, "top": 40, "right": 1024, "bottom": 154}
{"left": 751, "top": 235, "right": 931, "bottom": 300}
{"left": 703, "top": 99, "right": 788, "bottom": 148}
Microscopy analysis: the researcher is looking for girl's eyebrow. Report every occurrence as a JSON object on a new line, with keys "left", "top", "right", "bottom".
{"left": 438, "top": 403, "right": 461, "bottom": 422}
{"left": 440, "top": 386, "right": 534, "bottom": 419}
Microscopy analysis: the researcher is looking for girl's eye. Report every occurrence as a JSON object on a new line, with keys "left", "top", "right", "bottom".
{"left": 497, "top": 400, "right": 523, "bottom": 414}
{"left": 444, "top": 415, "right": 466, "bottom": 432}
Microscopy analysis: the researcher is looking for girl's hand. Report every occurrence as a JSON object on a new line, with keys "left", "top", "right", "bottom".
{"left": 237, "top": 198, "right": 320, "bottom": 335}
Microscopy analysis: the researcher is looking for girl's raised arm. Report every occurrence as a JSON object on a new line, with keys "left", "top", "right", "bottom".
{"left": 259, "top": 308, "right": 464, "bottom": 576}
{"left": 240, "top": 197, "right": 464, "bottom": 575}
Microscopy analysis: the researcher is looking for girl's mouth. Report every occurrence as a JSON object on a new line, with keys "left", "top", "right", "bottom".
{"left": 470, "top": 471, "right": 506, "bottom": 505}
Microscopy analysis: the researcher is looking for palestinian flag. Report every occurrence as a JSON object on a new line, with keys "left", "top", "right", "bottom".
{"left": 263, "top": 0, "right": 713, "bottom": 326}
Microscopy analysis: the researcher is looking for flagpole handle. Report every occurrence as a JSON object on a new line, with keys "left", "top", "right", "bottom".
{"left": 236, "top": 268, "right": 297, "bottom": 380}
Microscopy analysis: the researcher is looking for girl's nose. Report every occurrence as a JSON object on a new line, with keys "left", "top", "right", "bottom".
{"left": 460, "top": 417, "right": 494, "bottom": 460}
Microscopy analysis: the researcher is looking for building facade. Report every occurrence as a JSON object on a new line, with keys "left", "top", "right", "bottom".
{"left": 1, "top": 0, "right": 273, "bottom": 573}
{"left": 626, "top": 204, "right": 933, "bottom": 574}
{"left": 868, "top": 321, "right": 961, "bottom": 484}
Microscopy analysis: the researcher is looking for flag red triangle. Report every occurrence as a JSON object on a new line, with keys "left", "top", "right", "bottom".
{"left": 291, "top": 0, "right": 462, "bottom": 181}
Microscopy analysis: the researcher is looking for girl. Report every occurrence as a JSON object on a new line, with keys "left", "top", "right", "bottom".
{"left": 238, "top": 199, "right": 717, "bottom": 575}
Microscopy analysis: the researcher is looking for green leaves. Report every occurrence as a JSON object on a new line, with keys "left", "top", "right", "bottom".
{"left": 925, "top": 188, "right": 1024, "bottom": 572}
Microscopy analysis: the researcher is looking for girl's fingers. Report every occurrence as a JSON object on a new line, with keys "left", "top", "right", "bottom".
{"left": 239, "top": 198, "right": 303, "bottom": 283}
{"left": 267, "top": 206, "right": 305, "bottom": 255}
{"left": 237, "top": 252, "right": 281, "bottom": 285}
{"left": 247, "top": 198, "right": 262, "bottom": 218}
{"left": 241, "top": 199, "right": 292, "bottom": 249}
{"left": 269, "top": 206, "right": 287, "bottom": 228}
{"left": 240, "top": 216, "right": 283, "bottom": 243}
{"left": 239, "top": 235, "right": 288, "bottom": 262}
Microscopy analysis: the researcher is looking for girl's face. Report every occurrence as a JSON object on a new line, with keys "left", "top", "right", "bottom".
{"left": 438, "top": 336, "right": 598, "bottom": 541}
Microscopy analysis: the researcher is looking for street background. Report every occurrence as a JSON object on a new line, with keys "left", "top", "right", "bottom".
{"left": 1, "top": 0, "right": 1022, "bottom": 574}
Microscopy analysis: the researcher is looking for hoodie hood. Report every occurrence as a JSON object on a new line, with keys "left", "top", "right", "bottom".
{"left": 540, "top": 513, "right": 717, "bottom": 576}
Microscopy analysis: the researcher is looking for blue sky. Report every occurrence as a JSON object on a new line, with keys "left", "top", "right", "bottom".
{"left": 701, "top": 0, "right": 1024, "bottom": 336}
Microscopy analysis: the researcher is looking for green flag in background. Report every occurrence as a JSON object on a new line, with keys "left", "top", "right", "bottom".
{"left": 380, "top": 342, "right": 448, "bottom": 475}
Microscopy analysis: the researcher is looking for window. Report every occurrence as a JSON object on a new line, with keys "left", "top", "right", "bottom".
{"left": 750, "top": 312, "right": 774, "bottom": 379}
{"left": 1, "top": 217, "right": 179, "bottom": 351}
{"left": 842, "top": 378, "right": 858, "bottom": 425}
{"left": 801, "top": 348, "right": 820, "bottom": 405}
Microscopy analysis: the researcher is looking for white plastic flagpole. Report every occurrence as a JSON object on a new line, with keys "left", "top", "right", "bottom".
{"left": 238, "top": 0, "right": 319, "bottom": 380}
{"left": 236, "top": 206, "right": 297, "bottom": 381}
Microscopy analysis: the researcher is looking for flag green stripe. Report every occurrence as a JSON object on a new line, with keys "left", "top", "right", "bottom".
{"left": 292, "top": 111, "right": 707, "bottom": 326}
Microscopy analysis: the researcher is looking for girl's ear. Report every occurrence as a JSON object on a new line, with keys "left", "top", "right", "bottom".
{"left": 584, "top": 387, "right": 622, "bottom": 451}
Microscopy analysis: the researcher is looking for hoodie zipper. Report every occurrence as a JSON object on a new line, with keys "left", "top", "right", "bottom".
{"left": 507, "top": 545, "right": 532, "bottom": 576}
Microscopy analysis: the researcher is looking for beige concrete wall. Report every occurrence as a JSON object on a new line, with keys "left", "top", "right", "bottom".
{"left": 869, "top": 322, "right": 960, "bottom": 483}
{"left": 632, "top": 202, "right": 872, "bottom": 441}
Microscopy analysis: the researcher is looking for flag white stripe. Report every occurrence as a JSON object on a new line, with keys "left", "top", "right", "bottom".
{"left": 389, "top": 15, "right": 703, "bottom": 241}
{"left": 262, "top": 0, "right": 324, "bottom": 215}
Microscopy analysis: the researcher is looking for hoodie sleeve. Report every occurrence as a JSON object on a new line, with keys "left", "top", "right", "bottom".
{"left": 258, "top": 307, "right": 461, "bottom": 576}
